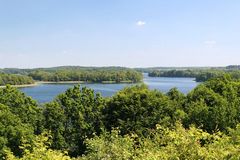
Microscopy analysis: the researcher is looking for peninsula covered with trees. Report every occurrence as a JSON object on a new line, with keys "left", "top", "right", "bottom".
{"left": 0, "top": 66, "right": 143, "bottom": 86}
{"left": 28, "top": 69, "right": 142, "bottom": 83}
{"left": 0, "top": 73, "right": 34, "bottom": 86}
{"left": 2, "top": 74, "right": 240, "bottom": 159}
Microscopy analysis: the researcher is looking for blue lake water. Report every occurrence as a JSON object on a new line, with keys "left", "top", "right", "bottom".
{"left": 20, "top": 75, "right": 199, "bottom": 103}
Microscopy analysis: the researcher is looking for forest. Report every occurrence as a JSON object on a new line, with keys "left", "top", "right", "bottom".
{"left": 28, "top": 69, "right": 142, "bottom": 83}
{"left": 149, "top": 69, "right": 240, "bottom": 82}
{"left": 0, "top": 67, "right": 143, "bottom": 84}
{"left": 2, "top": 65, "right": 240, "bottom": 85}
{"left": 2, "top": 74, "right": 240, "bottom": 159}
{"left": 0, "top": 73, "right": 34, "bottom": 86}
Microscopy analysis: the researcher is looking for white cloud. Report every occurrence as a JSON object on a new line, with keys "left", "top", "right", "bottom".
{"left": 136, "top": 20, "right": 146, "bottom": 26}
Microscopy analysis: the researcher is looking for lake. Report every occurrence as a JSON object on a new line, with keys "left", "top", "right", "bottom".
{"left": 20, "top": 74, "right": 199, "bottom": 103}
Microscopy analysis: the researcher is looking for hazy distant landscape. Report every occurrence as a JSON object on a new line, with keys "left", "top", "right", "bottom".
{"left": 1, "top": 65, "right": 240, "bottom": 86}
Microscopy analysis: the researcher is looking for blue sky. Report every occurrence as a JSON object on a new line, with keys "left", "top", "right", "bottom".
{"left": 0, "top": 0, "right": 239, "bottom": 68}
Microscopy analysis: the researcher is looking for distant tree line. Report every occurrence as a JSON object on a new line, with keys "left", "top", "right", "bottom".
{"left": 28, "top": 70, "right": 142, "bottom": 83}
{"left": 2, "top": 75, "right": 240, "bottom": 159}
{"left": 0, "top": 66, "right": 136, "bottom": 74}
{"left": 226, "top": 65, "right": 240, "bottom": 70}
{"left": 149, "top": 69, "right": 240, "bottom": 82}
{"left": 0, "top": 73, "right": 34, "bottom": 86}
{"left": 149, "top": 70, "right": 197, "bottom": 77}
{"left": 0, "top": 67, "right": 143, "bottom": 84}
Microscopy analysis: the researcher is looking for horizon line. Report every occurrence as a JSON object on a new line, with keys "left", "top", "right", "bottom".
{"left": 0, "top": 65, "right": 238, "bottom": 70}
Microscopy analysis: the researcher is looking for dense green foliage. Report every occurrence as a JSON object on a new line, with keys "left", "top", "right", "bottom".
{"left": 43, "top": 86, "right": 105, "bottom": 156}
{"left": 149, "top": 69, "right": 240, "bottom": 82}
{"left": 104, "top": 85, "right": 176, "bottom": 135}
{"left": 2, "top": 76, "right": 240, "bottom": 159}
{"left": 149, "top": 69, "right": 197, "bottom": 78}
{"left": 6, "top": 133, "right": 71, "bottom": 160}
{"left": 0, "top": 86, "right": 41, "bottom": 159}
{"left": 28, "top": 69, "right": 142, "bottom": 83}
{"left": 7, "top": 124, "right": 240, "bottom": 160}
{"left": 0, "top": 104, "right": 35, "bottom": 158}
{"left": 79, "top": 124, "right": 240, "bottom": 160}
{"left": 0, "top": 73, "right": 34, "bottom": 86}
{"left": 1, "top": 66, "right": 143, "bottom": 83}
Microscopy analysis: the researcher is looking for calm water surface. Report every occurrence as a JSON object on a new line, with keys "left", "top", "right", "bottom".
{"left": 20, "top": 74, "right": 199, "bottom": 103}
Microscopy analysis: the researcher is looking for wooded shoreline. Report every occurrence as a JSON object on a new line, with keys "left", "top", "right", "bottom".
{"left": 0, "top": 80, "right": 137, "bottom": 88}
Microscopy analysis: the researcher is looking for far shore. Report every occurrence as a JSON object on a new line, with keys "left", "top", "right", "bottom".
{"left": 0, "top": 83, "right": 38, "bottom": 88}
{"left": 36, "top": 81, "right": 85, "bottom": 84}
{"left": 0, "top": 80, "right": 136, "bottom": 88}
{"left": 36, "top": 80, "right": 134, "bottom": 84}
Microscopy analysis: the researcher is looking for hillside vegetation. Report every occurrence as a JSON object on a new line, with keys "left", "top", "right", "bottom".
{"left": 2, "top": 75, "right": 240, "bottom": 159}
